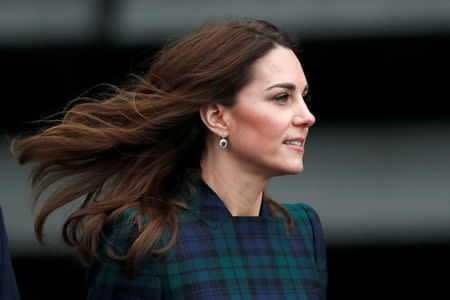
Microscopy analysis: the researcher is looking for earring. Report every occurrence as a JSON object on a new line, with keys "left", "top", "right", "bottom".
{"left": 219, "top": 136, "right": 228, "bottom": 148}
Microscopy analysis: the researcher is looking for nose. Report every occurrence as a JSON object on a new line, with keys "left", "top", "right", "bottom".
{"left": 292, "top": 99, "right": 315, "bottom": 128}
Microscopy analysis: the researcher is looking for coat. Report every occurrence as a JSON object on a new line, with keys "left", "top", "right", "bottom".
{"left": 0, "top": 206, "right": 20, "bottom": 300}
{"left": 87, "top": 172, "right": 327, "bottom": 299}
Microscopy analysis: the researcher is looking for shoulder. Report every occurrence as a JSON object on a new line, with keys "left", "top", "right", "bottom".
{"left": 281, "top": 202, "right": 318, "bottom": 217}
{"left": 280, "top": 202, "right": 325, "bottom": 246}
{"left": 282, "top": 202, "right": 327, "bottom": 287}
{"left": 87, "top": 209, "right": 165, "bottom": 298}
{"left": 101, "top": 208, "right": 171, "bottom": 258}
{"left": 102, "top": 208, "right": 146, "bottom": 256}
{"left": 281, "top": 202, "right": 322, "bottom": 228}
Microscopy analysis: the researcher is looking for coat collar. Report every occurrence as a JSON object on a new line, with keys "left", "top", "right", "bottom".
{"left": 183, "top": 169, "right": 271, "bottom": 223}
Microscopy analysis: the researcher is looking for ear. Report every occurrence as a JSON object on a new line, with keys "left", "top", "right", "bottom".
{"left": 199, "top": 103, "right": 229, "bottom": 137}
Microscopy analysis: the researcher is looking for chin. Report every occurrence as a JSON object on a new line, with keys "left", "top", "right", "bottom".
{"left": 288, "top": 165, "right": 304, "bottom": 174}
{"left": 290, "top": 159, "right": 305, "bottom": 173}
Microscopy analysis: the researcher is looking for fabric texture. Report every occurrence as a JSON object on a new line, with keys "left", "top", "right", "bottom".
{"left": 87, "top": 172, "right": 327, "bottom": 299}
{"left": 0, "top": 206, "right": 21, "bottom": 300}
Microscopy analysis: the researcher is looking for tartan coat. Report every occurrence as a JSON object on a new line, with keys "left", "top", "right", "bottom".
{"left": 87, "top": 172, "right": 327, "bottom": 299}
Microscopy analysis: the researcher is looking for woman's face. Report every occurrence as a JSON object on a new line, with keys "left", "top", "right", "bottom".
{"left": 224, "top": 46, "right": 315, "bottom": 177}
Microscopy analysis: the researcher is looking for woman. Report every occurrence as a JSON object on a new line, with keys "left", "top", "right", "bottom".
{"left": 13, "top": 19, "right": 327, "bottom": 299}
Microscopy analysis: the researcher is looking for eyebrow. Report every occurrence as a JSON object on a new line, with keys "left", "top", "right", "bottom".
{"left": 266, "top": 82, "right": 309, "bottom": 94}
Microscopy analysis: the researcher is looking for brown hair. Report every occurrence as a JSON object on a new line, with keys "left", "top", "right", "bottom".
{"left": 11, "top": 19, "right": 296, "bottom": 272}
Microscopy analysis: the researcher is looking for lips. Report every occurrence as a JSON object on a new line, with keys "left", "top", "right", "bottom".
{"left": 283, "top": 137, "right": 306, "bottom": 152}
{"left": 283, "top": 137, "right": 305, "bottom": 145}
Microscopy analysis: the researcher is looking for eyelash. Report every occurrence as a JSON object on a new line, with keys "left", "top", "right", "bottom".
{"left": 271, "top": 93, "right": 312, "bottom": 104}
{"left": 272, "top": 92, "right": 289, "bottom": 102}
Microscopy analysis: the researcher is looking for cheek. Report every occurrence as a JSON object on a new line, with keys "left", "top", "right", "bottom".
{"left": 230, "top": 105, "right": 288, "bottom": 150}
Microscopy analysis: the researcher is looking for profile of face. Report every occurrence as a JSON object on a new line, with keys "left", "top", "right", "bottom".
{"left": 223, "top": 46, "right": 315, "bottom": 178}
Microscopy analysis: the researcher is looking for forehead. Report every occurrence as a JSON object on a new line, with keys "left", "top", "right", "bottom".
{"left": 249, "top": 46, "right": 306, "bottom": 87}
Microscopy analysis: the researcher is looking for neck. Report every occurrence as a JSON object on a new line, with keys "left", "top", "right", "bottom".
{"left": 200, "top": 146, "right": 269, "bottom": 217}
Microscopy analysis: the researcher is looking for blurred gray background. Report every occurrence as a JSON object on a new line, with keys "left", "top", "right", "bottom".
{"left": 2, "top": 122, "right": 450, "bottom": 254}
{"left": 1, "top": 0, "right": 449, "bottom": 299}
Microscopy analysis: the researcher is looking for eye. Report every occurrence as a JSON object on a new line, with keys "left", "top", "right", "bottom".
{"left": 272, "top": 92, "right": 289, "bottom": 103}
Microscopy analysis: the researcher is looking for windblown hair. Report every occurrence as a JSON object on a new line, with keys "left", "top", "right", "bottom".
{"left": 12, "top": 19, "right": 297, "bottom": 272}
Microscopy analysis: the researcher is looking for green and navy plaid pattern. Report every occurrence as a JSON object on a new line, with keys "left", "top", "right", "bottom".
{"left": 87, "top": 174, "right": 327, "bottom": 299}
